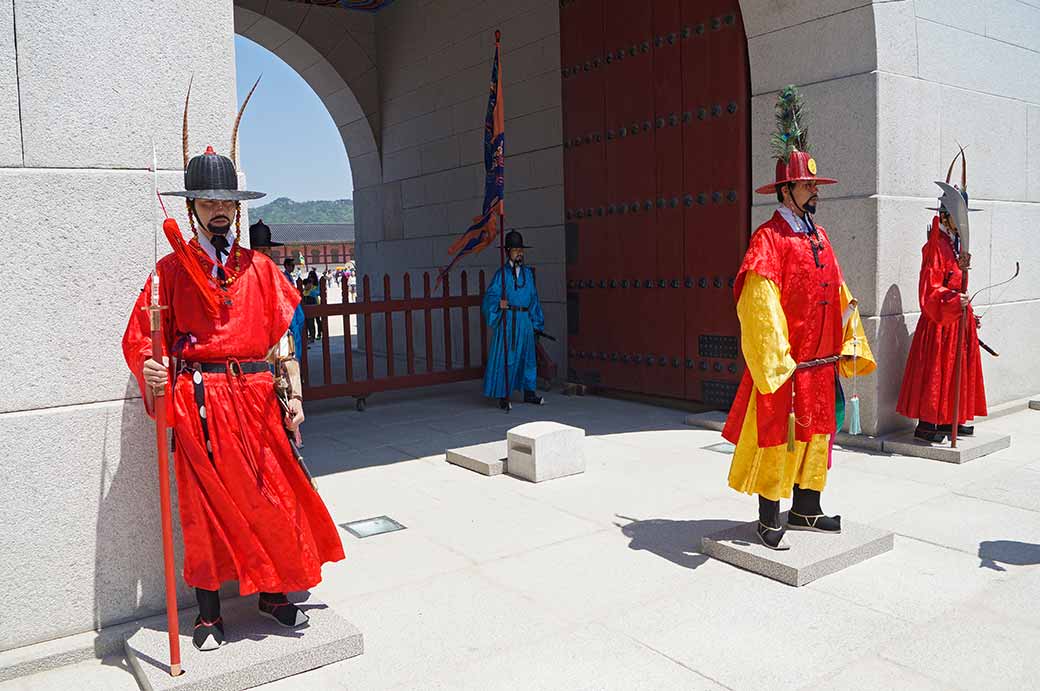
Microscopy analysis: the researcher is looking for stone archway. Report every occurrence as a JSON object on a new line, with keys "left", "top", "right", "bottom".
{"left": 233, "top": 1, "right": 382, "bottom": 195}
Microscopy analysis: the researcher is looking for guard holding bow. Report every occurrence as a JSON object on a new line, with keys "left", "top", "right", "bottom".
{"left": 897, "top": 149, "right": 988, "bottom": 442}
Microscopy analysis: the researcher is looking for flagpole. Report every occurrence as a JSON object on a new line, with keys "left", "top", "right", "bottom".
{"left": 495, "top": 29, "right": 510, "bottom": 411}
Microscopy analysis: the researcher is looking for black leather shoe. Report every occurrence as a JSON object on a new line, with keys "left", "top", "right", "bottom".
{"left": 786, "top": 510, "right": 842, "bottom": 533}
{"left": 523, "top": 390, "right": 545, "bottom": 405}
{"left": 192, "top": 615, "right": 225, "bottom": 651}
{"left": 938, "top": 423, "right": 974, "bottom": 436}
{"left": 915, "top": 422, "right": 947, "bottom": 443}
{"left": 756, "top": 521, "right": 790, "bottom": 550}
{"left": 258, "top": 594, "right": 309, "bottom": 628}
{"left": 499, "top": 397, "right": 512, "bottom": 411}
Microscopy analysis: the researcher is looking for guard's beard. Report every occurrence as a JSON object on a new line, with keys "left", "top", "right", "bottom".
{"left": 207, "top": 216, "right": 232, "bottom": 235}
{"left": 803, "top": 198, "right": 818, "bottom": 215}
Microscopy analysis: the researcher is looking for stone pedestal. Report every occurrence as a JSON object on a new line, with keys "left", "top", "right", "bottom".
{"left": 446, "top": 440, "right": 507, "bottom": 476}
{"left": 506, "top": 421, "right": 585, "bottom": 483}
{"left": 881, "top": 430, "right": 1011, "bottom": 464}
{"left": 701, "top": 518, "right": 894, "bottom": 587}
{"left": 124, "top": 596, "right": 363, "bottom": 691}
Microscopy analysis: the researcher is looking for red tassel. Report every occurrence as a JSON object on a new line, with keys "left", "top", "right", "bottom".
{"left": 162, "top": 218, "right": 221, "bottom": 316}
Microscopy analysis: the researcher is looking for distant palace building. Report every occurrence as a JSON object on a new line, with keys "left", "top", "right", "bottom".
{"left": 249, "top": 219, "right": 355, "bottom": 267}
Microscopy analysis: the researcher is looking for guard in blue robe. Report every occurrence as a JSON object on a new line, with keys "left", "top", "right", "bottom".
{"left": 482, "top": 231, "right": 546, "bottom": 410}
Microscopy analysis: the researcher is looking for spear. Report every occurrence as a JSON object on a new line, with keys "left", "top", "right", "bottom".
{"left": 144, "top": 141, "right": 181, "bottom": 676}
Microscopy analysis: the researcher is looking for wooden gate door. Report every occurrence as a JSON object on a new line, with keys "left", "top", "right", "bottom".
{"left": 562, "top": 0, "right": 749, "bottom": 405}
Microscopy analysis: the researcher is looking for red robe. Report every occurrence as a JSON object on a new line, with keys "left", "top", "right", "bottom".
{"left": 123, "top": 242, "right": 344, "bottom": 593}
{"left": 897, "top": 217, "right": 987, "bottom": 424}
{"left": 722, "top": 210, "right": 847, "bottom": 447}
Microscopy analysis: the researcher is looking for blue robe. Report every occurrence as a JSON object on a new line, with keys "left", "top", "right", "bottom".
{"left": 482, "top": 264, "right": 545, "bottom": 398}
{"left": 283, "top": 270, "right": 305, "bottom": 358}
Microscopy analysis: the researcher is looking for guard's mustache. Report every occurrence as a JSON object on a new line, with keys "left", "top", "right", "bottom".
{"left": 210, "top": 215, "right": 231, "bottom": 224}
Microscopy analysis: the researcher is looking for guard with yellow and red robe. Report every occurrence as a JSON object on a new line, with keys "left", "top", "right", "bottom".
{"left": 123, "top": 82, "right": 343, "bottom": 652}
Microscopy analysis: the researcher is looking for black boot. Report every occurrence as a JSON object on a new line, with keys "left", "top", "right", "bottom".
{"left": 523, "top": 390, "right": 545, "bottom": 405}
{"left": 756, "top": 496, "right": 789, "bottom": 551}
{"left": 914, "top": 421, "right": 947, "bottom": 443}
{"left": 258, "top": 592, "right": 309, "bottom": 628}
{"left": 938, "top": 423, "right": 974, "bottom": 437}
{"left": 787, "top": 485, "right": 841, "bottom": 533}
{"left": 499, "top": 397, "right": 512, "bottom": 411}
{"left": 193, "top": 588, "right": 225, "bottom": 651}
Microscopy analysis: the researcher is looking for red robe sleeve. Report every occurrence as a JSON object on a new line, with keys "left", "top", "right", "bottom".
{"left": 919, "top": 219, "right": 963, "bottom": 326}
{"left": 122, "top": 270, "right": 173, "bottom": 418}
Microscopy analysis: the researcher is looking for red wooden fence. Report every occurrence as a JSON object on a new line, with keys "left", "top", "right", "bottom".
{"left": 298, "top": 270, "right": 487, "bottom": 409}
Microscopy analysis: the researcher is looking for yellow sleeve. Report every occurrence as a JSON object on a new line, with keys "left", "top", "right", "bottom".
{"left": 736, "top": 271, "right": 796, "bottom": 394}
{"left": 838, "top": 282, "right": 877, "bottom": 378}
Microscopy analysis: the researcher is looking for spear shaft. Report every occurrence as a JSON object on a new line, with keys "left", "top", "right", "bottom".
{"left": 146, "top": 143, "right": 181, "bottom": 676}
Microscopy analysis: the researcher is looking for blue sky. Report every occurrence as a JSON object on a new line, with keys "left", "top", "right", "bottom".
{"left": 234, "top": 35, "right": 354, "bottom": 202}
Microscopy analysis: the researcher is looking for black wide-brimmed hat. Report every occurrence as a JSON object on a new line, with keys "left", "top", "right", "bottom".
{"left": 504, "top": 230, "right": 531, "bottom": 249}
{"left": 160, "top": 76, "right": 265, "bottom": 201}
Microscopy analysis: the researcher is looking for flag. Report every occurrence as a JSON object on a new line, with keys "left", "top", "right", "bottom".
{"left": 439, "top": 35, "right": 504, "bottom": 282}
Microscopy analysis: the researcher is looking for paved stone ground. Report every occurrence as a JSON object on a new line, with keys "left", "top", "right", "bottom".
{"left": 6, "top": 383, "right": 1040, "bottom": 690}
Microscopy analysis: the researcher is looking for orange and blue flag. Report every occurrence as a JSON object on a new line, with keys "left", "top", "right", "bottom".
{"left": 440, "top": 36, "right": 504, "bottom": 281}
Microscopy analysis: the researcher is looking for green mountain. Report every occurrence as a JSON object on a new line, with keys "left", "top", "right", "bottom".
{"left": 250, "top": 197, "right": 354, "bottom": 224}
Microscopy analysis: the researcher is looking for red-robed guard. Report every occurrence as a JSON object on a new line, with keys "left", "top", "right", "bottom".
{"left": 721, "top": 86, "right": 876, "bottom": 550}
{"left": 897, "top": 150, "right": 987, "bottom": 442}
{"left": 122, "top": 82, "right": 344, "bottom": 651}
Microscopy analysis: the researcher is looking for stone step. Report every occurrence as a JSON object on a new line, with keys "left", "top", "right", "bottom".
{"left": 124, "top": 595, "right": 362, "bottom": 691}
{"left": 881, "top": 429, "right": 1011, "bottom": 464}
{"left": 446, "top": 440, "right": 507, "bottom": 476}
{"left": 702, "top": 517, "right": 894, "bottom": 587}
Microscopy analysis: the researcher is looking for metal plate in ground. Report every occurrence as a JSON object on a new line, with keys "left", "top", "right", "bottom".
{"left": 703, "top": 441, "right": 736, "bottom": 455}
{"left": 340, "top": 516, "right": 406, "bottom": 539}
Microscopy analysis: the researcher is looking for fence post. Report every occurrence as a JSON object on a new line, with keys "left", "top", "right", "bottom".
{"left": 442, "top": 273, "right": 453, "bottom": 370}
{"left": 342, "top": 272, "right": 353, "bottom": 382}
{"left": 383, "top": 274, "right": 395, "bottom": 378}
{"left": 320, "top": 276, "right": 332, "bottom": 386}
{"left": 479, "top": 270, "right": 487, "bottom": 368}
{"left": 297, "top": 277, "right": 310, "bottom": 388}
{"left": 404, "top": 273, "right": 415, "bottom": 375}
{"left": 363, "top": 275, "right": 374, "bottom": 380}
{"left": 461, "top": 271, "right": 471, "bottom": 368}
{"left": 423, "top": 273, "right": 433, "bottom": 373}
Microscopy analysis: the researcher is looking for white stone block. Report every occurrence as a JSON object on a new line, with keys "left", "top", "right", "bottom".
{"left": 420, "top": 136, "right": 460, "bottom": 174}
{"left": 507, "top": 421, "right": 586, "bottom": 482}
{"left": 939, "top": 87, "right": 1029, "bottom": 202}
{"left": 383, "top": 146, "right": 422, "bottom": 182}
{"left": 873, "top": 1, "right": 919, "bottom": 77}
{"left": 751, "top": 74, "right": 877, "bottom": 204}
{"left": 0, "top": 400, "right": 195, "bottom": 652}
{"left": 739, "top": 0, "right": 867, "bottom": 39}
{"left": 986, "top": 0, "right": 1040, "bottom": 53}
{"left": 877, "top": 74, "right": 942, "bottom": 199}
{"left": 747, "top": 5, "right": 876, "bottom": 96}
{"left": 0, "top": 169, "right": 194, "bottom": 413}
{"left": 446, "top": 440, "right": 507, "bottom": 476}
{"left": 508, "top": 107, "right": 563, "bottom": 156}
{"left": 0, "top": 3, "right": 21, "bottom": 166}
{"left": 917, "top": 19, "right": 1040, "bottom": 104}
{"left": 913, "top": 0, "right": 988, "bottom": 33}
{"left": 16, "top": 0, "right": 235, "bottom": 169}
{"left": 1028, "top": 105, "right": 1040, "bottom": 202}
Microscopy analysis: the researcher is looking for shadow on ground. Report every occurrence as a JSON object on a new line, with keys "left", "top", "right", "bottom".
{"left": 615, "top": 514, "right": 743, "bottom": 570}
{"left": 978, "top": 540, "right": 1040, "bottom": 571}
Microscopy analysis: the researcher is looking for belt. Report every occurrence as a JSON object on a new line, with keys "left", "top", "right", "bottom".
{"left": 795, "top": 354, "right": 841, "bottom": 370}
{"left": 506, "top": 305, "right": 529, "bottom": 312}
{"left": 182, "top": 360, "right": 270, "bottom": 375}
